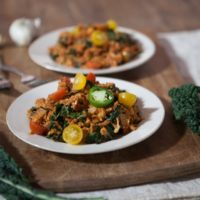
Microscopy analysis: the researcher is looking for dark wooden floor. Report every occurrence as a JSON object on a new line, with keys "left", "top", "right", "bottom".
{"left": 1, "top": 0, "right": 200, "bottom": 35}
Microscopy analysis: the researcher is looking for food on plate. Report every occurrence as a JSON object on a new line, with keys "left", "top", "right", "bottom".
{"left": 27, "top": 73, "right": 142, "bottom": 145}
{"left": 49, "top": 20, "right": 142, "bottom": 69}
{"left": 169, "top": 83, "right": 200, "bottom": 134}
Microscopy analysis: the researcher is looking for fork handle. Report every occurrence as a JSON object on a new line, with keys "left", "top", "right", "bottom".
{"left": 0, "top": 64, "right": 25, "bottom": 77}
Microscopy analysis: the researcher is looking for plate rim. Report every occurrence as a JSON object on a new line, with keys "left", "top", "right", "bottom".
{"left": 6, "top": 77, "right": 165, "bottom": 154}
{"left": 28, "top": 26, "right": 156, "bottom": 75}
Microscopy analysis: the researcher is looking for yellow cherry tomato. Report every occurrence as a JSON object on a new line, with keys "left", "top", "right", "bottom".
{"left": 107, "top": 19, "right": 117, "bottom": 30}
{"left": 62, "top": 124, "right": 83, "bottom": 145}
{"left": 118, "top": 92, "right": 137, "bottom": 107}
{"left": 72, "top": 73, "right": 87, "bottom": 90}
{"left": 90, "top": 30, "right": 108, "bottom": 46}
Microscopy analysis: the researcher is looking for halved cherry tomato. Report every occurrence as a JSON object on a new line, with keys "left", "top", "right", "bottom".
{"left": 118, "top": 92, "right": 137, "bottom": 107}
{"left": 86, "top": 61, "right": 101, "bottom": 69}
{"left": 30, "top": 121, "right": 48, "bottom": 135}
{"left": 107, "top": 19, "right": 117, "bottom": 30}
{"left": 86, "top": 72, "right": 96, "bottom": 83}
{"left": 62, "top": 124, "right": 83, "bottom": 145}
{"left": 48, "top": 88, "right": 66, "bottom": 101}
{"left": 90, "top": 30, "right": 108, "bottom": 46}
{"left": 72, "top": 73, "right": 87, "bottom": 90}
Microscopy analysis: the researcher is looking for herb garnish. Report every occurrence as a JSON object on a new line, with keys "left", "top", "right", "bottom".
{"left": 107, "top": 105, "right": 120, "bottom": 121}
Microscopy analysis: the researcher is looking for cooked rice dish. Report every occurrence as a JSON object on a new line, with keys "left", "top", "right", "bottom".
{"left": 27, "top": 73, "right": 142, "bottom": 145}
{"left": 49, "top": 20, "right": 142, "bottom": 70}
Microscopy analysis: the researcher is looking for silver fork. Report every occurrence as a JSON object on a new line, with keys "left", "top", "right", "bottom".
{"left": 0, "top": 75, "right": 12, "bottom": 89}
{"left": 0, "top": 57, "right": 47, "bottom": 87}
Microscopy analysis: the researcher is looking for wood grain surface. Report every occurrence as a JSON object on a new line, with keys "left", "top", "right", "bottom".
{"left": 1, "top": 0, "right": 200, "bottom": 193}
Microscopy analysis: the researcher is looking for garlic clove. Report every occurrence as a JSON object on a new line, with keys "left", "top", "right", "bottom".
{"left": 9, "top": 18, "right": 41, "bottom": 46}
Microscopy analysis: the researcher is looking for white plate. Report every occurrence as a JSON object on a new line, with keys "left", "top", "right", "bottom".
{"left": 6, "top": 78, "right": 165, "bottom": 154}
{"left": 29, "top": 26, "right": 156, "bottom": 74}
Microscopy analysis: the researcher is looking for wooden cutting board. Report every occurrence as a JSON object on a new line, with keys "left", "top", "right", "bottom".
{"left": 1, "top": 38, "right": 200, "bottom": 193}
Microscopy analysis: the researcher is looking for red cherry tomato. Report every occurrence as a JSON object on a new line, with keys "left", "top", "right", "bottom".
{"left": 86, "top": 72, "right": 96, "bottom": 83}
{"left": 48, "top": 88, "right": 66, "bottom": 101}
{"left": 30, "top": 121, "right": 48, "bottom": 135}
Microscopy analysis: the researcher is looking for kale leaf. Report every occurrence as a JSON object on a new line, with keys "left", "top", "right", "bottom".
{"left": 0, "top": 147, "right": 105, "bottom": 200}
{"left": 86, "top": 124, "right": 115, "bottom": 144}
{"left": 49, "top": 104, "right": 85, "bottom": 130}
{"left": 107, "top": 106, "right": 120, "bottom": 121}
{"left": 107, "top": 30, "right": 116, "bottom": 40}
{"left": 68, "top": 48, "right": 77, "bottom": 56}
{"left": 59, "top": 105, "right": 85, "bottom": 120}
{"left": 168, "top": 83, "right": 200, "bottom": 134}
{"left": 85, "top": 40, "right": 92, "bottom": 48}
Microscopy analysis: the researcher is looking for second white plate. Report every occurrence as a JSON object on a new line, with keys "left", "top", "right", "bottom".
{"left": 29, "top": 26, "right": 156, "bottom": 74}
{"left": 6, "top": 77, "right": 165, "bottom": 154}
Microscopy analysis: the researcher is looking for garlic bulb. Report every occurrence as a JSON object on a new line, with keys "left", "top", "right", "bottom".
{"left": 9, "top": 18, "right": 41, "bottom": 46}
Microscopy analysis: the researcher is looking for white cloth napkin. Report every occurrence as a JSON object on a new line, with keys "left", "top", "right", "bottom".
{"left": 158, "top": 29, "right": 200, "bottom": 85}
{"left": 61, "top": 177, "right": 200, "bottom": 200}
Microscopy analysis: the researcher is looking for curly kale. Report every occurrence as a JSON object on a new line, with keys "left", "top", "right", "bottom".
{"left": 168, "top": 83, "right": 200, "bottom": 134}
{"left": 0, "top": 147, "right": 105, "bottom": 200}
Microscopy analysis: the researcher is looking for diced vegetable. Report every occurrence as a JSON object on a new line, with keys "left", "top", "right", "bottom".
{"left": 86, "top": 72, "right": 96, "bottom": 83}
{"left": 107, "top": 105, "right": 120, "bottom": 121}
{"left": 59, "top": 104, "right": 85, "bottom": 119}
{"left": 86, "top": 61, "right": 101, "bottom": 69}
{"left": 71, "top": 26, "right": 80, "bottom": 35}
{"left": 48, "top": 88, "right": 66, "bottom": 101}
{"left": 88, "top": 86, "right": 114, "bottom": 108}
{"left": 29, "top": 121, "right": 48, "bottom": 135}
{"left": 86, "top": 124, "right": 114, "bottom": 144}
{"left": 107, "top": 19, "right": 117, "bottom": 30}
{"left": 62, "top": 124, "right": 83, "bottom": 145}
{"left": 118, "top": 92, "right": 137, "bottom": 107}
{"left": 90, "top": 30, "right": 108, "bottom": 46}
{"left": 72, "top": 73, "right": 87, "bottom": 90}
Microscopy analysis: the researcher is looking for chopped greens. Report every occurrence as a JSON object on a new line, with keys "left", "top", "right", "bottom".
{"left": 86, "top": 132, "right": 102, "bottom": 144}
{"left": 46, "top": 134, "right": 64, "bottom": 142}
{"left": 59, "top": 105, "right": 85, "bottom": 120}
{"left": 107, "top": 30, "right": 116, "bottom": 40}
{"left": 49, "top": 53, "right": 59, "bottom": 60}
{"left": 68, "top": 48, "right": 77, "bottom": 56}
{"left": 85, "top": 40, "right": 92, "bottom": 48}
{"left": 58, "top": 37, "right": 68, "bottom": 47}
{"left": 86, "top": 124, "right": 115, "bottom": 144}
{"left": 107, "top": 106, "right": 120, "bottom": 121}
{"left": 49, "top": 104, "right": 85, "bottom": 130}
{"left": 116, "top": 34, "right": 129, "bottom": 44}
{"left": 30, "top": 107, "right": 37, "bottom": 112}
